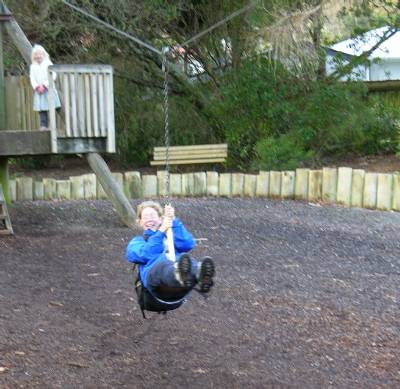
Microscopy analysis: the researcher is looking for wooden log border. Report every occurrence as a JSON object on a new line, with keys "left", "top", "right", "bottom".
{"left": 8, "top": 168, "right": 400, "bottom": 212}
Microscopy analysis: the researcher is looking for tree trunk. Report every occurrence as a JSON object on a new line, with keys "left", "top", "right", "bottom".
{"left": 311, "top": 1, "right": 325, "bottom": 80}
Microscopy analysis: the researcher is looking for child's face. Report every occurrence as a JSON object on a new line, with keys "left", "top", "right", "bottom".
{"left": 139, "top": 207, "right": 162, "bottom": 231}
{"left": 33, "top": 51, "right": 43, "bottom": 64}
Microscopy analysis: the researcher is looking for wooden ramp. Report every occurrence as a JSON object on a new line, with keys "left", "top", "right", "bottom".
{"left": 0, "top": 185, "right": 13, "bottom": 235}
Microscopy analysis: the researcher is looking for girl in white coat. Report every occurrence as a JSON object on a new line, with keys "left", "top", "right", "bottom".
{"left": 29, "top": 44, "right": 61, "bottom": 129}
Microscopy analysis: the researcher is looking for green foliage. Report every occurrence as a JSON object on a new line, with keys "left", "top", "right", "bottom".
{"left": 339, "top": 0, "right": 400, "bottom": 35}
{"left": 13, "top": 157, "right": 48, "bottom": 170}
{"left": 366, "top": 95, "right": 400, "bottom": 155}
{"left": 5, "top": 0, "right": 399, "bottom": 172}
{"left": 255, "top": 134, "right": 314, "bottom": 171}
{"left": 11, "top": 155, "right": 62, "bottom": 170}
{"left": 210, "top": 57, "right": 400, "bottom": 171}
{"left": 114, "top": 77, "right": 214, "bottom": 166}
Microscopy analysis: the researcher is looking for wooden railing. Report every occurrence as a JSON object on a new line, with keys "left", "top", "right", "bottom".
{"left": 48, "top": 64, "right": 115, "bottom": 153}
{"left": 4, "top": 64, "right": 115, "bottom": 154}
{"left": 4, "top": 75, "right": 39, "bottom": 130}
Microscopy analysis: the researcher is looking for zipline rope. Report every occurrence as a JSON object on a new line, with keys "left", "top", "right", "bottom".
{"left": 162, "top": 48, "right": 170, "bottom": 200}
{"left": 62, "top": 0, "right": 162, "bottom": 56}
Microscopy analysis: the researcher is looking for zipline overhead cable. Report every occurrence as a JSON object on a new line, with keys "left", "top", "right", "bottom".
{"left": 62, "top": 0, "right": 258, "bottom": 56}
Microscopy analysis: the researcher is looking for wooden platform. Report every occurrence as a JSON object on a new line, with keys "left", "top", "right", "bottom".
{"left": 0, "top": 130, "right": 107, "bottom": 156}
{"left": 0, "top": 130, "right": 51, "bottom": 156}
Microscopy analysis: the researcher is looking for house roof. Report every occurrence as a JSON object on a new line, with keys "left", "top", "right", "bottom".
{"left": 331, "top": 26, "right": 400, "bottom": 59}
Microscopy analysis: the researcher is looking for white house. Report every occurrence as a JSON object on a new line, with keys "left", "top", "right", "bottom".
{"left": 326, "top": 26, "right": 400, "bottom": 81}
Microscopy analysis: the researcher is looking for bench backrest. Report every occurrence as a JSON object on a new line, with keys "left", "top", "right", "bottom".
{"left": 151, "top": 143, "right": 227, "bottom": 166}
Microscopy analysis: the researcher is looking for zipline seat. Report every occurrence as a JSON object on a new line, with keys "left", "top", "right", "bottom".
{"left": 150, "top": 143, "right": 228, "bottom": 166}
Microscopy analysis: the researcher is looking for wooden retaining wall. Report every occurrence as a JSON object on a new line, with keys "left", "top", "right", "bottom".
{"left": 8, "top": 167, "right": 400, "bottom": 212}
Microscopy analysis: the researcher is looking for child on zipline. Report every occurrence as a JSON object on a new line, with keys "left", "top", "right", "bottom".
{"left": 125, "top": 201, "right": 215, "bottom": 307}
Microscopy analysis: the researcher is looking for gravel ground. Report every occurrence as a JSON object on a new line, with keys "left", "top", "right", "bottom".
{"left": 0, "top": 198, "right": 399, "bottom": 388}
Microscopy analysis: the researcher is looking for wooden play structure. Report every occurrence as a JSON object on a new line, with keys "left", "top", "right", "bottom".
{"left": 0, "top": 64, "right": 115, "bottom": 155}
{"left": 0, "top": 1, "right": 135, "bottom": 231}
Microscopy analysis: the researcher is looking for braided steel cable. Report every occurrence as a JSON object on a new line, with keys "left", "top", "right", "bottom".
{"left": 63, "top": 0, "right": 257, "bottom": 55}
{"left": 162, "top": 48, "right": 170, "bottom": 201}
{"left": 62, "top": 0, "right": 162, "bottom": 56}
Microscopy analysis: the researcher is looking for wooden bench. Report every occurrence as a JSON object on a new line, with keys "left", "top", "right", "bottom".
{"left": 150, "top": 143, "right": 228, "bottom": 166}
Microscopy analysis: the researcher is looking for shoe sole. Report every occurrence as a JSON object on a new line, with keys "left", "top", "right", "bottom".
{"left": 178, "top": 254, "right": 194, "bottom": 289}
{"left": 199, "top": 257, "right": 215, "bottom": 293}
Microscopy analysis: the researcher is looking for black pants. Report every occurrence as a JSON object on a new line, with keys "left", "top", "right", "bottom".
{"left": 39, "top": 111, "right": 48, "bottom": 127}
{"left": 39, "top": 108, "right": 61, "bottom": 128}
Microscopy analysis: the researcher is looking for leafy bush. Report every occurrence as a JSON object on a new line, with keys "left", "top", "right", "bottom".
{"left": 12, "top": 156, "right": 49, "bottom": 170}
{"left": 255, "top": 134, "right": 314, "bottom": 171}
{"left": 12, "top": 155, "right": 63, "bottom": 170}
{"left": 210, "top": 57, "right": 400, "bottom": 171}
{"left": 365, "top": 95, "right": 400, "bottom": 155}
{"left": 209, "top": 59, "right": 302, "bottom": 170}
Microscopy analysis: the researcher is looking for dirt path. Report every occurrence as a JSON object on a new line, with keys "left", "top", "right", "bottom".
{"left": 1, "top": 198, "right": 399, "bottom": 388}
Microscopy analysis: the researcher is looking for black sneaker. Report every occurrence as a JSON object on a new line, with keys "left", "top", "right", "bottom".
{"left": 198, "top": 257, "right": 215, "bottom": 293}
{"left": 177, "top": 254, "right": 194, "bottom": 289}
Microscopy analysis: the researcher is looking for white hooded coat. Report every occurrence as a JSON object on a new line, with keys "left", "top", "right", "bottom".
{"left": 30, "top": 44, "right": 61, "bottom": 111}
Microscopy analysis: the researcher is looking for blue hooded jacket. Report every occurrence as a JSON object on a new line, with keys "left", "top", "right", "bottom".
{"left": 125, "top": 218, "right": 196, "bottom": 288}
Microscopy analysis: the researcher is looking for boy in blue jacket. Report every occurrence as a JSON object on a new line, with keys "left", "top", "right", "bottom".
{"left": 126, "top": 201, "right": 215, "bottom": 303}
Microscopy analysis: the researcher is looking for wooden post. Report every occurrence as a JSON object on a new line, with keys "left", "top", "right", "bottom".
{"left": 0, "top": 8, "right": 9, "bottom": 203}
{"left": 106, "top": 71, "right": 115, "bottom": 152}
{"left": 0, "top": 1, "right": 31, "bottom": 63}
{"left": 0, "top": 157, "right": 9, "bottom": 203}
{"left": 87, "top": 153, "right": 136, "bottom": 229}
{"left": 48, "top": 68, "right": 58, "bottom": 152}
{"left": 0, "top": 20, "right": 5, "bottom": 129}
